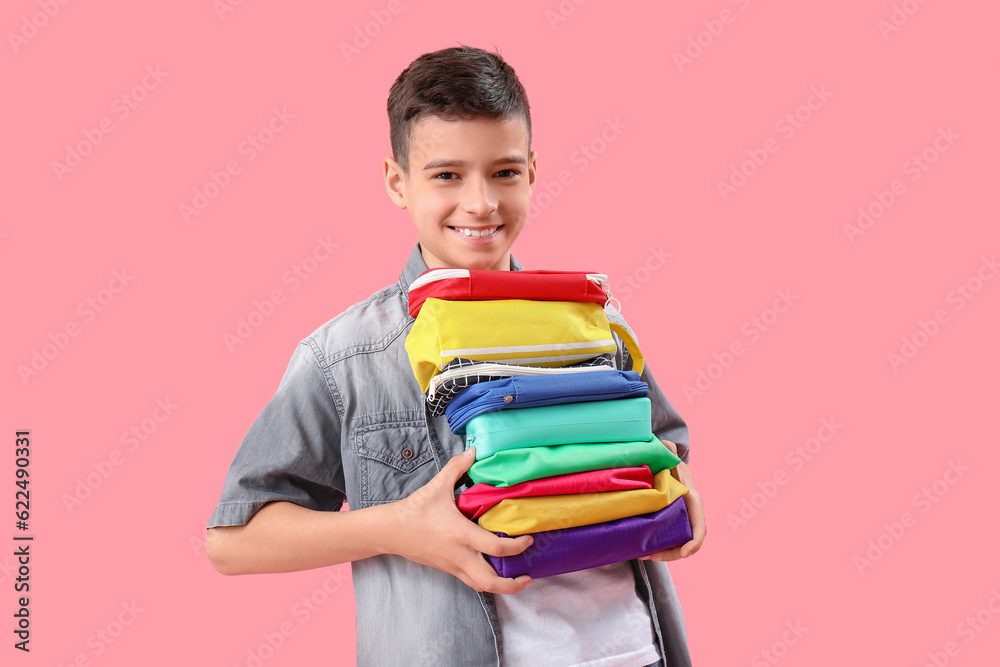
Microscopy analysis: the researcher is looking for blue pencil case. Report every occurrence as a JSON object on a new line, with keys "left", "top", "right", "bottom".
{"left": 446, "top": 370, "right": 648, "bottom": 434}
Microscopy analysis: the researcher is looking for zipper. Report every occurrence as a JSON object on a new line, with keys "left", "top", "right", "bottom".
{"left": 588, "top": 274, "right": 622, "bottom": 317}
{"left": 412, "top": 270, "right": 612, "bottom": 294}
{"left": 426, "top": 361, "right": 613, "bottom": 401}
{"left": 450, "top": 385, "right": 642, "bottom": 431}
{"left": 449, "top": 395, "right": 511, "bottom": 430}
{"left": 408, "top": 268, "right": 470, "bottom": 292}
{"left": 440, "top": 340, "right": 615, "bottom": 356}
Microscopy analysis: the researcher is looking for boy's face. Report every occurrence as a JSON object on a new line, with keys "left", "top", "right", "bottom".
{"left": 384, "top": 115, "right": 536, "bottom": 271}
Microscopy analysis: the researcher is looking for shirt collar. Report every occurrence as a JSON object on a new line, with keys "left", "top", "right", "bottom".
{"left": 398, "top": 243, "right": 524, "bottom": 294}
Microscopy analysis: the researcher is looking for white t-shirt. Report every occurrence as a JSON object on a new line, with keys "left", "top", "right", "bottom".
{"left": 495, "top": 561, "right": 661, "bottom": 667}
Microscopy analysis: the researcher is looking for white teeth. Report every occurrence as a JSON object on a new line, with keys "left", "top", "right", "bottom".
{"left": 456, "top": 226, "right": 497, "bottom": 238}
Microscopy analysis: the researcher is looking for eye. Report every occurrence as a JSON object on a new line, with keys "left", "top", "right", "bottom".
{"left": 496, "top": 169, "right": 519, "bottom": 178}
{"left": 433, "top": 172, "right": 458, "bottom": 181}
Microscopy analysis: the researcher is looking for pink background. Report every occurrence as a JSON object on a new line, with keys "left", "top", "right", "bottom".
{"left": 4, "top": 1, "right": 999, "bottom": 664}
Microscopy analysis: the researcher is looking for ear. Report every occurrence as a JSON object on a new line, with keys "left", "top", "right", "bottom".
{"left": 383, "top": 157, "right": 408, "bottom": 210}
{"left": 527, "top": 150, "right": 538, "bottom": 195}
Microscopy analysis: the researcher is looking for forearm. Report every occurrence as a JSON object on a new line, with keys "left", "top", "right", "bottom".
{"left": 207, "top": 500, "right": 398, "bottom": 575}
{"left": 208, "top": 451, "right": 535, "bottom": 594}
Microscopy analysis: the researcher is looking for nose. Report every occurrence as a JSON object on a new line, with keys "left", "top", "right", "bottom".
{"left": 462, "top": 179, "right": 498, "bottom": 218}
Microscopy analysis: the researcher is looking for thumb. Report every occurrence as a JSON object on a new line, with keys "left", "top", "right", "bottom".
{"left": 439, "top": 446, "right": 476, "bottom": 483}
{"left": 412, "top": 447, "right": 476, "bottom": 504}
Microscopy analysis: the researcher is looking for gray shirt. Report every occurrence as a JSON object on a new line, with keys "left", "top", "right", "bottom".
{"left": 208, "top": 244, "right": 693, "bottom": 666}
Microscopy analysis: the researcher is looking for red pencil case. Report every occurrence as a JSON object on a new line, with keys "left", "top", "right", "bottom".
{"left": 407, "top": 268, "right": 613, "bottom": 318}
{"left": 457, "top": 465, "right": 654, "bottom": 520}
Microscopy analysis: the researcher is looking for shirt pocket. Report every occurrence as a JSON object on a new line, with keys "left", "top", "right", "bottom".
{"left": 355, "top": 419, "right": 436, "bottom": 507}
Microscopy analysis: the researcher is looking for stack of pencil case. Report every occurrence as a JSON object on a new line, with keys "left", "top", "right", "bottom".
{"left": 404, "top": 268, "right": 692, "bottom": 578}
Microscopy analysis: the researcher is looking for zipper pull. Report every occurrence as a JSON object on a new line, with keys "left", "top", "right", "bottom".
{"left": 592, "top": 277, "right": 622, "bottom": 317}
{"left": 587, "top": 273, "right": 622, "bottom": 317}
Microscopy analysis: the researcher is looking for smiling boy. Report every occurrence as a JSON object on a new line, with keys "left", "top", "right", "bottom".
{"left": 388, "top": 114, "right": 529, "bottom": 271}
{"left": 207, "top": 45, "right": 704, "bottom": 667}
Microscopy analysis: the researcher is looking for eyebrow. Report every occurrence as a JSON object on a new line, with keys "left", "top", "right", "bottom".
{"left": 423, "top": 155, "right": 527, "bottom": 171}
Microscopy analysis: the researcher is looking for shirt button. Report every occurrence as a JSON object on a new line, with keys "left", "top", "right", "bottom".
{"left": 401, "top": 447, "right": 414, "bottom": 460}
{"left": 503, "top": 395, "right": 514, "bottom": 403}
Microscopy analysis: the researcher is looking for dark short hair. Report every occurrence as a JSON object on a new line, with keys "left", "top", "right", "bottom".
{"left": 387, "top": 45, "right": 532, "bottom": 175}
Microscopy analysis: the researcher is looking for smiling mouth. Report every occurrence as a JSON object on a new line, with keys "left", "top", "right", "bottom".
{"left": 449, "top": 225, "right": 502, "bottom": 238}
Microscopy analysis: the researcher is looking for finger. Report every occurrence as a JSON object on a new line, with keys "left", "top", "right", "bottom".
{"left": 639, "top": 546, "right": 683, "bottom": 562}
{"left": 447, "top": 447, "right": 476, "bottom": 476}
{"left": 462, "top": 555, "right": 533, "bottom": 595}
{"left": 475, "top": 531, "right": 534, "bottom": 558}
{"left": 650, "top": 531, "right": 705, "bottom": 561}
{"left": 647, "top": 532, "right": 704, "bottom": 562}
{"left": 639, "top": 493, "right": 706, "bottom": 562}
{"left": 670, "top": 461, "right": 694, "bottom": 488}
{"left": 429, "top": 447, "right": 477, "bottom": 493}
{"left": 488, "top": 573, "right": 533, "bottom": 595}
{"left": 680, "top": 492, "right": 707, "bottom": 558}
{"left": 452, "top": 568, "right": 486, "bottom": 592}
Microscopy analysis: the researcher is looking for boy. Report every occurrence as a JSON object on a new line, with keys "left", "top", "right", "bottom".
{"left": 207, "top": 45, "right": 705, "bottom": 667}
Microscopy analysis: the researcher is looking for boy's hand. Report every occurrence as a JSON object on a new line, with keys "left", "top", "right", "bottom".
{"left": 639, "top": 440, "right": 706, "bottom": 562}
{"left": 384, "top": 446, "right": 534, "bottom": 595}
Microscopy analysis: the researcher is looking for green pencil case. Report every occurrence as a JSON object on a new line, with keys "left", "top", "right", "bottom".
{"left": 464, "top": 397, "right": 651, "bottom": 460}
{"left": 468, "top": 435, "right": 681, "bottom": 488}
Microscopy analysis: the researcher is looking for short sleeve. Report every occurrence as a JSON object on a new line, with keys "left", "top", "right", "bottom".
{"left": 609, "top": 314, "right": 691, "bottom": 464}
{"left": 207, "top": 340, "right": 346, "bottom": 528}
{"left": 641, "top": 362, "right": 690, "bottom": 464}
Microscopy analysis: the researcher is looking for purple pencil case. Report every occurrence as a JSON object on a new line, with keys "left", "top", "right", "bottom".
{"left": 486, "top": 495, "right": 692, "bottom": 579}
